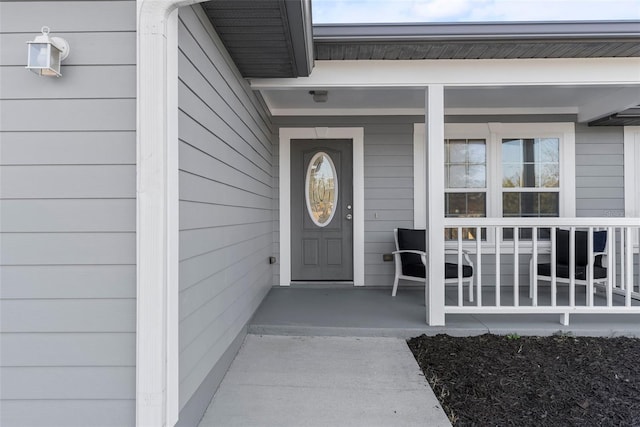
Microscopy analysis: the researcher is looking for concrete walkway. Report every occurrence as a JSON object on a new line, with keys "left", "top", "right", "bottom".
{"left": 199, "top": 334, "right": 451, "bottom": 427}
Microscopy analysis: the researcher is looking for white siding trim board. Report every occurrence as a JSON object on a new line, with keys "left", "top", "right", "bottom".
{"left": 624, "top": 126, "right": 640, "bottom": 218}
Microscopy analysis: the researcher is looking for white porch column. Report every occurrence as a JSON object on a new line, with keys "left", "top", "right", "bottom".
{"left": 425, "top": 85, "right": 446, "bottom": 326}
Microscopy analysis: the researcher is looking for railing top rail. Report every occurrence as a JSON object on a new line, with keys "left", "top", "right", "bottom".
{"left": 443, "top": 217, "right": 640, "bottom": 227}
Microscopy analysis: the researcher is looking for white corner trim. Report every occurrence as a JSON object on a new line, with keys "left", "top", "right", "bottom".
{"left": 279, "top": 127, "right": 365, "bottom": 287}
{"left": 624, "top": 126, "right": 640, "bottom": 218}
{"left": 413, "top": 123, "right": 426, "bottom": 229}
{"left": 137, "top": 1, "right": 206, "bottom": 426}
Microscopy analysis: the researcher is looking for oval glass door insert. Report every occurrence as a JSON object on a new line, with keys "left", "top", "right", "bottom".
{"left": 305, "top": 152, "right": 338, "bottom": 227}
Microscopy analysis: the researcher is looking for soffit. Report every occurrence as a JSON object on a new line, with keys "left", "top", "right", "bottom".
{"left": 202, "top": 0, "right": 313, "bottom": 78}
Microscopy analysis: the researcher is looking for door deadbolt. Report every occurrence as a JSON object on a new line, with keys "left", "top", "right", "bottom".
{"left": 346, "top": 213, "right": 353, "bottom": 220}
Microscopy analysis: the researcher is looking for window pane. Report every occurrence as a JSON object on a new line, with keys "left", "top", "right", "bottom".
{"left": 448, "top": 165, "right": 467, "bottom": 188}
{"left": 445, "top": 138, "right": 487, "bottom": 190}
{"left": 502, "top": 164, "right": 521, "bottom": 188}
{"left": 539, "top": 193, "right": 559, "bottom": 216}
{"left": 467, "top": 140, "right": 486, "bottom": 163}
{"left": 537, "top": 138, "right": 559, "bottom": 163}
{"left": 502, "top": 139, "right": 522, "bottom": 163}
{"left": 537, "top": 163, "right": 559, "bottom": 188}
{"left": 449, "top": 140, "right": 467, "bottom": 163}
{"left": 467, "top": 165, "right": 486, "bottom": 188}
{"left": 445, "top": 192, "right": 486, "bottom": 240}
{"left": 502, "top": 137, "right": 559, "bottom": 189}
{"left": 503, "top": 192, "right": 559, "bottom": 217}
{"left": 446, "top": 192, "right": 486, "bottom": 217}
{"left": 502, "top": 192, "right": 558, "bottom": 240}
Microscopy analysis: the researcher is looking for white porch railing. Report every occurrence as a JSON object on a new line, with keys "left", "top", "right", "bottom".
{"left": 441, "top": 218, "right": 640, "bottom": 325}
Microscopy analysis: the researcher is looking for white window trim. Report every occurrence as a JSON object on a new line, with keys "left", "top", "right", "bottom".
{"left": 414, "top": 122, "right": 576, "bottom": 249}
{"left": 279, "top": 127, "right": 365, "bottom": 287}
{"left": 624, "top": 126, "right": 640, "bottom": 218}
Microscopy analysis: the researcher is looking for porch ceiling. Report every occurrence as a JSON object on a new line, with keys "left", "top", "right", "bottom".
{"left": 259, "top": 85, "right": 640, "bottom": 123}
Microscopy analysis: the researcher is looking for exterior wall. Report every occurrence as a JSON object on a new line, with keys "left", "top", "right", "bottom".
{"left": 575, "top": 123, "right": 625, "bottom": 217}
{"left": 177, "top": 5, "right": 274, "bottom": 423}
{"left": 0, "top": 2, "right": 137, "bottom": 426}
{"left": 274, "top": 116, "right": 628, "bottom": 288}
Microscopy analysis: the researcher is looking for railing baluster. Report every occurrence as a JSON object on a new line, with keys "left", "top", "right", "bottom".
{"left": 607, "top": 226, "right": 613, "bottom": 307}
{"left": 476, "top": 226, "right": 482, "bottom": 307}
{"left": 569, "top": 227, "right": 576, "bottom": 308}
{"left": 625, "top": 226, "right": 632, "bottom": 307}
{"left": 587, "top": 227, "right": 594, "bottom": 307}
{"left": 458, "top": 227, "right": 463, "bottom": 307}
{"left": 551, "top": 226, "right": 557, "bottom": 307}
{"left": 612, "top": 227, "right": 618, "bottom": 291}
{"left": 514, "top": 227, "right": 519, "bottom": 307}
{"left": 495, "top": 226, "right": 501, "bottom": 307}
{"left": 532, "top": 227, "right": 538, "bottom": 307}
{"left": 620, "top": 228, "right": 625, "bottom": 291}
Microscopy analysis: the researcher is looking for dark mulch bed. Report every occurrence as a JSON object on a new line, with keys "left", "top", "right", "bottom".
{"left": 408, "top": 333, "right": 640, "bottom": 426}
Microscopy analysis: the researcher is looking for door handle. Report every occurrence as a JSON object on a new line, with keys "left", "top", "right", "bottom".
{"left": 346, "top": 213, "right": 353, "bottom": 220}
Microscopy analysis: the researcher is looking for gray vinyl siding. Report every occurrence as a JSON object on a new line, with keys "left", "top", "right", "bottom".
{"left": 575, "top": 124, "right": 625, "bottom": 217}
{"left": 0, "top": 2, "right": 136, "bottom": 427}
{"left": 177, "top": 4, "right": 274, "bottom": 418}
{"left": 273, "top": 116, "right": 420, "bottom": 287}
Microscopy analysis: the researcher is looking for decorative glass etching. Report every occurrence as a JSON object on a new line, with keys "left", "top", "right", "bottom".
{"left": 306, "top": 152, "right": 338, "bottom": 227}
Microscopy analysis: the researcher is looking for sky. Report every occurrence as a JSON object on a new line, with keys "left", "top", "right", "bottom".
{"left": 312, "top": 0, "right": 640, "bottom": 24}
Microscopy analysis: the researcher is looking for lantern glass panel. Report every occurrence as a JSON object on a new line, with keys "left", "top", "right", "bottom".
{"left": 28, "top": 43, "right": 51, "bottom": 69}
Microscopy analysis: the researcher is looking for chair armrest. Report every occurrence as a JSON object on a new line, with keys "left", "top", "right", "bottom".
{"left": 393, "top": 250, "right": 427, "bottom": 266}
{"left": 444, "top": 249, "right": 474, "bottom": 267}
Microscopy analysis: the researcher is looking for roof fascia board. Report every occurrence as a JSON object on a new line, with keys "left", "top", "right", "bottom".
{"left": 313, "top": 21, "right": 640, "bottom": 41}
{"left": 250, "top": 58, "right": 640, "bottom": 89}
{"left": 284, "top": 0, "right": 314, "bottom": 76}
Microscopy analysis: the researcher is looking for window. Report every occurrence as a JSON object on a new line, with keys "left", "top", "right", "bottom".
{"left": 502, "top": 137, "right": 560, "bottom": 239}
{"left": 445, "top": 138, "right": 487, "bottom": 240}
{"left": 415, "top": 123, "right": 576, "bottom": 243}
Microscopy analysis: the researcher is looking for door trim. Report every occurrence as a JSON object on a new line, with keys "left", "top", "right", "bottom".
{"left": 279, "top": 127, "right": 365, "bottom": 286}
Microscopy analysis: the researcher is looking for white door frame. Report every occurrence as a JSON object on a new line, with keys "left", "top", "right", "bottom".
{"left": 279, "top": 127, "right": 365, "bottom": 286}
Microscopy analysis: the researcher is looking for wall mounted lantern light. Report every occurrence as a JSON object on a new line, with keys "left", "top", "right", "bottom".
{"left": 309, "top": 90, "right": 328, "bottom": 103}
{"left": 26, "top": 27, "right": 70, "bottom": 77}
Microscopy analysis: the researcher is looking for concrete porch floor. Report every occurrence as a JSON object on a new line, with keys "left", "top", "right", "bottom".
{"left": 249, "top": 286, "right": 640, "bottom": 338}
